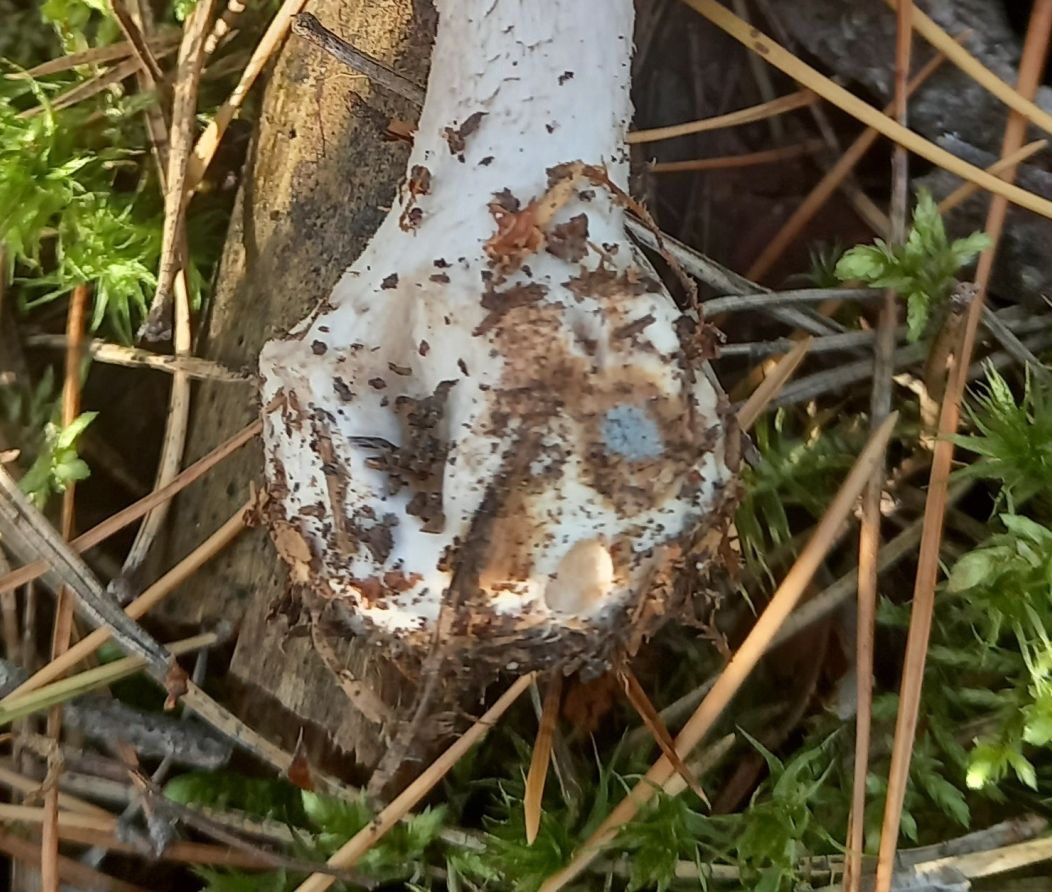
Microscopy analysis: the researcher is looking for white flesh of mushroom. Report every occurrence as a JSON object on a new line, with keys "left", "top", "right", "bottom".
{"left": 259, "top": 0, "right": 738, "bottom": 663}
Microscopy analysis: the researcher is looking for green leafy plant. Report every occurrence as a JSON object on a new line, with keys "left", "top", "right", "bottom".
{"left": 954, "top": 366, "right": 1052, "bottom": 514}
{"left": 834, "top": 189, "right": 990, "bottom": 341}
{"left": 735, "top": 411, "right": 859, "bottom": 586}
{"left": 19, "top": 411, "right": 96, "bottom": 508}
{"left": 165, "top": 772, "right": 448, "bottom": 891}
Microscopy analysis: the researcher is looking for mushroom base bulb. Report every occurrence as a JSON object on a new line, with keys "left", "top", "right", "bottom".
{"left": 258, "top": 0, "right": 740, "bottom": 677}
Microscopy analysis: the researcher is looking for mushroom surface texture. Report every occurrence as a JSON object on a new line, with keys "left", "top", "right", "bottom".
{"left": 258, "top": 0, "right": 741, "bottom": 676}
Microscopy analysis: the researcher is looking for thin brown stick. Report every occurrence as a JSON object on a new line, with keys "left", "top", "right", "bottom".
{"left": 2, "top": 500, "right": 251, "bottom": 701}
{"left": 745, "top": 49, "right": 948, "bottom": 282}
{"left": 108, "top": 0, "right": 164, "bottom": 81}
{"left": 142, "top": 0, "right": 217, "bottom": 339}
{"left": 628, "top": 89, "right": 816, "bottom": 144}
{"left": 293, "top": 673, "right": 535, "bottom": 892}
{"left": 651, "top": 139, "right": 825, "bottom": 173}
{"left": 524, "top": 673, "right": 563, "bottom": 845}
{"left": 538, "top": 414, "right": 900, "bottom": 892}
{"left": 24, "top": 334, "right": 253, "bottom": 382}
{"left": 873, "top": 4, "right": 1052, "bottom": 890}
{"left": 0, "top": 418, "right": 261, "bottom": 596}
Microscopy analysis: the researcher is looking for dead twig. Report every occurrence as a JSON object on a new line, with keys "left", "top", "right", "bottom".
{"left": 23, "top": 334, "right": 253, "bottom": 382}
{"left": 141, "top": 0, "right": 218, "bottom": 340}
{"left": 846, "top": 4, "right": 912, "bottom": 888}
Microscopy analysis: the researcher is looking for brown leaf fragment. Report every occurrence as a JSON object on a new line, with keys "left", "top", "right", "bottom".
{"left": 287, "top": 730, "right": 315, "bottom": 791}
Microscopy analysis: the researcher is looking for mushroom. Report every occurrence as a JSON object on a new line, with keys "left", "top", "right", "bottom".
{"left": 258, "top": 0, "right": 740, "bottom": 677}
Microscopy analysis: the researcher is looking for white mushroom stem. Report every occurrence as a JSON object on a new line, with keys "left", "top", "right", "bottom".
{"left": 259, "top": 0, "right": 738, "bottom": 669}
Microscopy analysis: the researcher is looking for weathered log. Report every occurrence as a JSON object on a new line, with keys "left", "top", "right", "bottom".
{"left": 158, "top": 0, "right": 436, "bottom": 774}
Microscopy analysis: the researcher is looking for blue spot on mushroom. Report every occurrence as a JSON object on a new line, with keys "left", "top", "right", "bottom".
{"left": 601, "top": 405, "right": 664, "bottom": 460}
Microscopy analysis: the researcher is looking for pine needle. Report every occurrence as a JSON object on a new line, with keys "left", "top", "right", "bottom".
{"left": 745, "top": 45, "right": 949, "bottom": 281}
{"left": 887, "top": 0, "right": 1052, "bottom": 137}
{"left": 938, "top": 140, "right": 1047, "bottom": 214}
{"left": 524, "top": 673, "right": 563, "bottom": 844}
{"left": 651, "top": 138, "right": 825, "bottom": 173}
{"left": 737, "top": 337, "right": 812, "bottom": 431}
{"left": 617, "top": 667, "right": 709, "bottom": 806}
{"left": 629, "top": 89, "right": 815, "bottom": 144}
{"left": 0, "top": 419, "right": 262, "bottom": 597}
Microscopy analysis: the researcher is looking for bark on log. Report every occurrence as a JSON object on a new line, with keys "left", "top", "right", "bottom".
{"left": 157, "top": 0, "right": 435, "bottom": 775}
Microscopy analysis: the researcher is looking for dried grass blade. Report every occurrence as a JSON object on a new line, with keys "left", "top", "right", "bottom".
{"left": 538, "top": 412, "right": 899, "bottom": 892}
{"left": 524, "top": 673, "right": 563, "bottom": 844}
